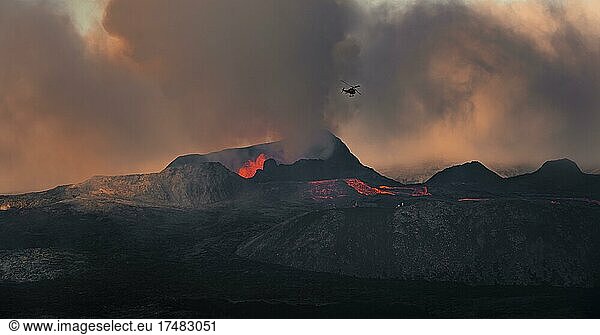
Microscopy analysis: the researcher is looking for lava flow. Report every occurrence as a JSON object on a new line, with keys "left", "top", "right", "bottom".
{"left": 378, "top": 184, "right": 430, "bottom": 197}
{"left": 237, "top": 153, "right": 267, "bottom": 178}
{"left": 344, "top": 178, "right": 395, "bottom": 196}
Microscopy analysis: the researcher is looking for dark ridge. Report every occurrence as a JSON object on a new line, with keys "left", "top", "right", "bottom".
{"left": 507, "top": 158, "right": 599, "bottom": 198}
{"left": 533, "top": 158, "right": 583, "bottom": 177}
{"left": 426, "top": 161, "right": 503, "bottom": 186}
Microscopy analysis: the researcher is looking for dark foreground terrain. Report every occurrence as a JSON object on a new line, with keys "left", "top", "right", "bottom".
{"left": 1, "top": 132, "right": 598, "bottom": 318}
{"left": 1, "top": 201, "right": 599, "bottom": 318}
{"left": 0, "top": 196, "right": 600, "bottom": 318}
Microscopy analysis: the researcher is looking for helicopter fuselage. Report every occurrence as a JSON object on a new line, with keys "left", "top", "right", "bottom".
{"left": 340, "top": 80, "right": 361, "bottom": 97}
{"left": 343, "top": 88, "right": 357, "bottom": 95}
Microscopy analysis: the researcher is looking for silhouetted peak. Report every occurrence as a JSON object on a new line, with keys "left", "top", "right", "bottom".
{"left": 535, "top": 158, "right": 582, "bottom": 177}
{"left": 263, "top": 158, "right": 278, "bottom": 171}
{"left": 427, "top": 161, "right": 502, "bottom": 185}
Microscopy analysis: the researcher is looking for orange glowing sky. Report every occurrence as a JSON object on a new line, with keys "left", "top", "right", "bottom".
{"left": 1, "top": 0, "right": 599, "bottom": 194}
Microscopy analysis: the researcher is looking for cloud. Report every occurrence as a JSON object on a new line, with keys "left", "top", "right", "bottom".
{"left": 330, "top": 0, "right": 600, "bottom": 168}
{"left": 102, "top": 0, "right": 348, "bottom": 146}
{"left": 1, "top": 0, "right": 599, "bottom": 193}
{"left": 0, "top": 0, "right": 174, "bottom": 193}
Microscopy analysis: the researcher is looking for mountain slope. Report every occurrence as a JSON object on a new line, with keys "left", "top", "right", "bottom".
{"left": 1, "top": 162, "right": 246, "bottom": 210}
{"left": 238, "top": 200, "right": 600, "bottom": 287}
{"left": 76, "top": 162, "right": 246, "bottom": 208}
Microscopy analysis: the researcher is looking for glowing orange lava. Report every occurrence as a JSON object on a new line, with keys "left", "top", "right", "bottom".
{"left": 237, "top": 153, "right": 267, "bottom": 178}
{"left": 344, "top": 178, "right": 395, "bottom": 195}
{"left": 306, "top": 178, "right": 433, "bottom": 199}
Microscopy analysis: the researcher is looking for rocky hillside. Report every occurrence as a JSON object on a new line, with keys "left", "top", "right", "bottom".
{"left": 0, "top": 162, "right": 246, "bottom": 210}
{"left": 238, "top": 199, "right": 600, "bottom": 287}
{"left": 76, "top": 162, "right": 247, "bottom": 208}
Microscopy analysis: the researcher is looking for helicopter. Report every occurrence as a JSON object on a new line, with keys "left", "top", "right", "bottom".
{"left": 340, "top": 80, "right": 361, "bottom": 97}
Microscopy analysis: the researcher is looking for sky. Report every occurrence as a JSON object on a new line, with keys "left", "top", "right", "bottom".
{"left": 1, "top": 0, "right": 599, "bottom": 193}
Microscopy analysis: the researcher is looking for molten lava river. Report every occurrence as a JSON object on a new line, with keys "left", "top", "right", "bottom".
{"left": 344, "top": 178, "right": 395, "bottom": 196}
{"left": 345, "top": 180, "right": 430, "bottom": 197}
{"left": 237, "top": 153, "right": 267, "bottom": 178}
{"left": 308, "top": 178, "right": 431, "bottom": 199}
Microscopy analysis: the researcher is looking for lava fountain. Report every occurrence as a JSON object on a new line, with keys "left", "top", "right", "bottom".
{"left": 238, "top": 153, "right": 267, "bottom": 178}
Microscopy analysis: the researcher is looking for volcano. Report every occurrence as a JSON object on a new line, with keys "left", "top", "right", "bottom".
{"left": 167, "top": 129, "right": 341, "bottom": 172}
{"left": 169, "top": 130, "right": 398, "bottom": 186}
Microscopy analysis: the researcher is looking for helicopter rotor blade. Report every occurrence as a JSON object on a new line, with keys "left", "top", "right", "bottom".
{"left": 352, "top": 85, "right": 360, "bottom": 88}
{"left": 355, "top": 89, "right": 362, "bottom": 95}
{"left": 340, "top": 80, "right": 352, "bottom": 87}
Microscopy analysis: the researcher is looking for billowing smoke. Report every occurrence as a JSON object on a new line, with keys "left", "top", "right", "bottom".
{"left": 329, "top": 0, "right": 600, "bottom": 170}
{"left": 1, "top": 0, "right": 599, "bottom": 193}
{"left": 0, "top": 0, "right": 347, "bottom": 193}
{"left": 0, "top": 0, "right": 169, "bottom": 193}
{"left": 102, "top": 0, "right": 347, "bottom": 149}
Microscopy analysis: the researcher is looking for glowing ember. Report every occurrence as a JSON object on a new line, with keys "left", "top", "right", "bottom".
{"left": 344, "top": 178, "right": 395, "bottom": 195}
{"left": 237, "top": 153, "right": 267, "bottom": 178}
{"left": 457, "top": 198, "right": 489, "bottom": 202}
